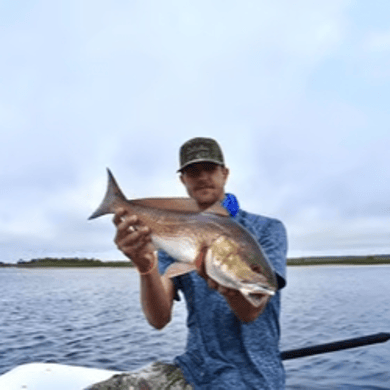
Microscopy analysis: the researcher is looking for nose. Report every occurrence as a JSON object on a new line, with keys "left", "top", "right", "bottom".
{"left": 197, "top": 169, "right": 210, "bottom": 180}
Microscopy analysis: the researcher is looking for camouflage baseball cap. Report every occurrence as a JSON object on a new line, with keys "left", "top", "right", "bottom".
{"left": 178, "top": 137, "right": 225, "bottom": 172}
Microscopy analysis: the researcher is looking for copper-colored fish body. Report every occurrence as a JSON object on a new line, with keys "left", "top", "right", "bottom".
{"left": 89, "top": 169, "right": 278, "bottom": 305}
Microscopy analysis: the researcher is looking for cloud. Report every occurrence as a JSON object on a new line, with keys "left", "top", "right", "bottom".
{"left": 1, "top": 1, "right": 390, "bottom": 262}
{"left": 288, "top": 214, "right": 390, "bottom": 257}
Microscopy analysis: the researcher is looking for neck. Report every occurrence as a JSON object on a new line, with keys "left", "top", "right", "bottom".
{"left": 195, "top": 195, "right": 225, "bottom": 211}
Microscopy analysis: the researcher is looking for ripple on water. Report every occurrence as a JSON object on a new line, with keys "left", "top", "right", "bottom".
{"left": 1, "top": 266, "right": 390, "bottom": 389}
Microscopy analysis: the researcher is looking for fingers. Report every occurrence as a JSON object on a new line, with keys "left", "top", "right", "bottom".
{"left": 113, "top": 207, "right": 127, "bottom": 226}
{"left": 217, "top": 285, "right": 239, "bottom": 298}
{"left": 112, "top": 209, "right": 154, "bottom": 264}
{"left": 207, "top": 278, "right": 218, "bottom": 290}
{"left": 113, "top": 208, "right": 142, "bottom": 230}
{"left": 118, "top": 227, "right": 151, "bottom": 251}
{"left": 205, "top": 277, "right": 238, "bottom": 297}
{"left": 114, "top": 210, "right": 147, "bottom": 243}
{"left": 115, "top": 223, "right": 151, "bottom": 251}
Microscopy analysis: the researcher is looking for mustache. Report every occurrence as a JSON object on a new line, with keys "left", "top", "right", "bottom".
{"left": 195, "top": 183, "right": 214, "bottom": 190}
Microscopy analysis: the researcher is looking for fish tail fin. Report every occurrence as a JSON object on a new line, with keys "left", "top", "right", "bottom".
{"left": 88, "top": 168, "right": 127, "bottom": 220}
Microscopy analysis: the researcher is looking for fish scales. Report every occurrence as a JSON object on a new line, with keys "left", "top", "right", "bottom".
{"left": 89, "top": 169, "right": 278, "bottom": 306}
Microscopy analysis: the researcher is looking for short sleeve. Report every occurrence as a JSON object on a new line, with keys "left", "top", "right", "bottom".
{"left": 259, "top": 219, "right": 288, "bottom": 290}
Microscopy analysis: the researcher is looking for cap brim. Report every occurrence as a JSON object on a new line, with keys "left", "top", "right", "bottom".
{"left": 177, "top": 159, "right": 224, "bottom": 172}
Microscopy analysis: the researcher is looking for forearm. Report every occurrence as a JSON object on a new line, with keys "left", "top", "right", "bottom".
{"left": 140, "top": 266, "right": 173, "bottom": 330}
{"left": 112, "top": 211, "right": 174, "bottom": 329}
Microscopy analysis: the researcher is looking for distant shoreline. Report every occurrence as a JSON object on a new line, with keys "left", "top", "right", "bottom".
{"left": 0, "top": 258, "right": 134, "bottom": 268}
{"left": 1, "top": 255, "right": 390, "bottom": 268}
{"left": 287, "top": 255, "right": 390, "bottom": 266}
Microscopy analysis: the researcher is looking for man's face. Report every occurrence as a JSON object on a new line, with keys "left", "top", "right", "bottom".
{"left": 180, "top": 162, "right": 229, "bottom": 209}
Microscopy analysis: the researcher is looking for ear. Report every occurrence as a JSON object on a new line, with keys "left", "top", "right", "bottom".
{"left": 222, "top": 166, "right": 229, "bottom": 182}
{"left": 179, "top": 173, "right": 185, "bottom": 185}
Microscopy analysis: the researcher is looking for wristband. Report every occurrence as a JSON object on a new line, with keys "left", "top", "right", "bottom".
{"left": 138, "top": 255, "right": 157, "bottom": 275}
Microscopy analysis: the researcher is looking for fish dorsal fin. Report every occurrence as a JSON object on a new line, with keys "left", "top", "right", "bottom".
{"left": 131, "top": 197, "right": 229, "bottom": 216}
{"left": 131, "top": 197, "right": 201, "bottom": 213}
{"left": 203, "top": 203, "right": 230, "bottom": 217}
{"left": 164, "top": 262, "right": 198, "bottom": 278}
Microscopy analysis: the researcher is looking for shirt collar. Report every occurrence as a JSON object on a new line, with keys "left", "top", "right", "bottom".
{"left": 221, "top": 193, "right": 239, "bottom": 217}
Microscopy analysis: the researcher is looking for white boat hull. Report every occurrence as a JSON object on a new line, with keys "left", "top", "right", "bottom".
{"left": 0, "top": 362, "right": 121, "bottom": 390}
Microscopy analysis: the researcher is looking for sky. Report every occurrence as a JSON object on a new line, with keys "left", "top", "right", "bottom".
{"left": 1, "top": 0, "right": 390, "bottom": 263}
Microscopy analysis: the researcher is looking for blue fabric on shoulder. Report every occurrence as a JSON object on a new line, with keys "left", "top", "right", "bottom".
{"left": 221, "top": 193, "right": 239, "bottom": 217}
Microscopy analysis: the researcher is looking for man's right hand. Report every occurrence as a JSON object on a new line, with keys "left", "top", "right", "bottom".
{"left": 113, "top": 208, "right": 155, "bottom": 273}
{"left": 113, "top": 208, "right": 174, "bottom": 329}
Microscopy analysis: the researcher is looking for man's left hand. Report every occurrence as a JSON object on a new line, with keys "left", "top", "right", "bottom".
{"left": 195, "top": 246, "right": 269, "bottom": 322}
{"left": 196, "top": 252, "right": 239, "bottom": 298}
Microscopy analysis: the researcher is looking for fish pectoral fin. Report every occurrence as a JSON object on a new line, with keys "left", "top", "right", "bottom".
{"left": 164, "top": 262, "right": 198, "bottom": 278}
{"left": 195, "top": 245, "right": 208, "bottom": 270}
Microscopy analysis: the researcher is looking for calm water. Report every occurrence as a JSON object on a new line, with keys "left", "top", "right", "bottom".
{"left": 1, "top": 266, "right": 389, "bottom": 389}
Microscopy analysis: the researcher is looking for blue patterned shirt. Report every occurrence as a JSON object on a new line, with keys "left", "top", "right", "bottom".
{"left": 158, "top": 194, "right": 287, "bottom": 390}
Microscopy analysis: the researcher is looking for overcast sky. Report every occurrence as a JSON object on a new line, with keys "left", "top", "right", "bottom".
{"left": 1, "top": 1, "right": 390, "bottom": 263}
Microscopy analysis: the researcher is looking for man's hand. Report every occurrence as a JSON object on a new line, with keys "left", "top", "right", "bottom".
{"left": 195, "top": 246, "right": 240, "bottom": 298}
{"left": 195, "top": 246, "right": 270, "bottom": 322}
{"left": 113, "top": 208, "right": 175, "bottom": 329}
{"left": 113, "top": 208, "right": 155, "bottom": 273}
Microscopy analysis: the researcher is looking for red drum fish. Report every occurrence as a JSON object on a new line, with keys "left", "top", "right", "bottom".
{"left": 89, "top": 169, "right": 277, "bottom": 306}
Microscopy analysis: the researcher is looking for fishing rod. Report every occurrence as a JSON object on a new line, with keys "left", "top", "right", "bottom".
{"left": 281, "top": 332, "right": 390, "bottom": 360}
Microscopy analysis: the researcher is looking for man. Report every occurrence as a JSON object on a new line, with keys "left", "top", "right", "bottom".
{"left": 113, "top": 137, "right": 287, "bottom": 389}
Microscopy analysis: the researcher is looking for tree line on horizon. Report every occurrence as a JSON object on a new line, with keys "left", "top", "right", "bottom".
{"left": 0, "top": 255, "right": 389, "bottom": 267}
{"left": 287, "top": 254, "right": 390, "bottom": 266}
{"left": 0, "top": 257, "right": 134, "bottom": 267}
